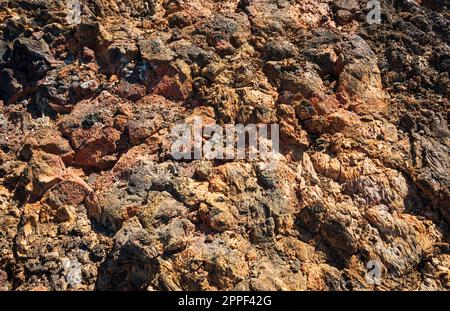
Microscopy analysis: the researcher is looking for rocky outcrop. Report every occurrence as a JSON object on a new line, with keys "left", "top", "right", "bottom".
{"left": 0, "top": 0, "right": 448, "bottom": 291}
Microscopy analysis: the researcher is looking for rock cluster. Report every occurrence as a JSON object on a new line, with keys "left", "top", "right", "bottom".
{"left": 0, "top": 0, "right": 448, "bottom": 290}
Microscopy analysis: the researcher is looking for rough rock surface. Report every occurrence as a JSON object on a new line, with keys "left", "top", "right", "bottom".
{"left": 0, "top": 0, "right": 448, "bottom": 291}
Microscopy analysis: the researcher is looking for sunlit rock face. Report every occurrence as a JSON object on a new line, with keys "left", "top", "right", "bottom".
{"left": 0, "top": 0, "right": 448, "bottom": 291}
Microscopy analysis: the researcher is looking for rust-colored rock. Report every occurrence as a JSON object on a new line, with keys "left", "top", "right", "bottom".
{"left": 0, "top": 0, "right": 448, "bottom": 292}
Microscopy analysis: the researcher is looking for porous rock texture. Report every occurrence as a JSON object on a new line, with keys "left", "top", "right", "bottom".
{"left": 0, "top": 0, "right": 449, "bottom": 291}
